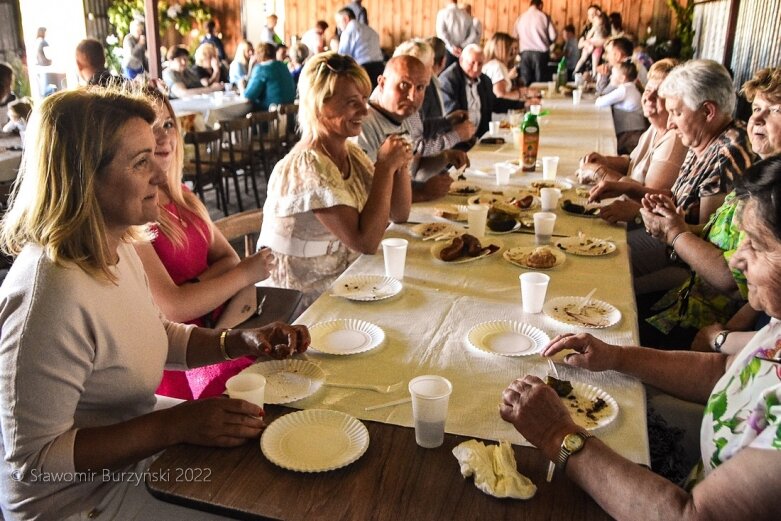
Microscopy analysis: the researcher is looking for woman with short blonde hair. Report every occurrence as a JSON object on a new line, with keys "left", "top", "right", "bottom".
{"left": 482, "top": 32, "right": 527, "bottom": 109}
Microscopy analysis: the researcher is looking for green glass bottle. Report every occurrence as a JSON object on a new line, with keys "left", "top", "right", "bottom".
{"left": 556, "top": 57, "right": 567, "bottom": 90}
{"left": 520, "top": 111, "right": 539, "bottom": 172}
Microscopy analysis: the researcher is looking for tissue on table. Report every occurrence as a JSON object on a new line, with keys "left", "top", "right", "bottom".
{"left": 452, "top": 439, "right": 536, "bottom": 499}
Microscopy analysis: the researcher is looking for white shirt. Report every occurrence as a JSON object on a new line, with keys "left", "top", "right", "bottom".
{"left": 436, "top": 4, "right": 478, "bottom": 53}
{"left": 513, "top": 5, "right": 557, "bottom": 53}
{"left": 482, "top": 59, "right": 512, "bottom": 90}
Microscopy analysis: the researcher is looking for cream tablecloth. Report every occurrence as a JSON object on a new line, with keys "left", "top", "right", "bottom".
{"left": 171, "top": 93, "right": 252, "bottom": 129}
{"left": 287, "top": 98, "right": 649, "bottom": 465}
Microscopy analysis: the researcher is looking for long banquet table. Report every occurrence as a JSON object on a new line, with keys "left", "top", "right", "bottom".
{"left": 147, "top": 97, "right": 647, "bottom": 520}
{"left": 171, "top": 93, "right": 253, "bottom": 129}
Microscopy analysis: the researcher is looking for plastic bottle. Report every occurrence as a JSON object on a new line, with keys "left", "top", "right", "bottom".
{"left": 520, "top": 110, "right": 539, "bottom": 172}
{"left": 556, "top": 57, "right": 567, "bottom": 90}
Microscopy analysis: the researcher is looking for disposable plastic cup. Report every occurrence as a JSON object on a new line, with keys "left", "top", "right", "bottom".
{"left": 511, "top": 127, "right": 522, "bottom": 149}
{"left": 533, "top": 212, "right": 557, "bottom": 245}
{"left": 408, "top": 375, "right": 452, "bottom": 448}
{"left": 225, "top": 373, "right": 266, "bottom": 408}
{"left": 489, "top": 121, "right": 501, "bottom": 136}
{"left": 520, "top": 272, "right": 550, "bottom": 314}
{"left": 542, "top": 156, "right": 560, "bottom": 180}
{"left": 540, "top": 187, "right": 561, "bottom": 211}
{"left": 572, "top": 89, "right": 582, "bottom": 105}
{"left": 494, "top": 163, "right": 512, "bottom": 185}
{"left": 382, "top": 238, "right": 408, "bottom": 280}
{"left": 467, "top": 204, "right": 489, "bottom": 237}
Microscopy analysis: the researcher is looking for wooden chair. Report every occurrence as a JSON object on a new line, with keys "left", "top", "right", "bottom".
{"left": 217, "top": 117, "right": 261, "bottom": 210}
{"left": 277, "top": 103, "right": 300, "bottom": 153}
{"left": 247, "top": 110, "right": 281, "bottom": 181}
{"left": 183, "top": 129, "right": 228, "bottom": 215}
{"left": 214, "top": 209, "right": 263, "bottom": 258}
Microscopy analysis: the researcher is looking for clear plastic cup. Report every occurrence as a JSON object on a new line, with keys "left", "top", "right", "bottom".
{"left": 408, "top": 375, "right": 452, "bottom": 448}
{"left": 520, "top": 272, "right": 550, "bottom": 313}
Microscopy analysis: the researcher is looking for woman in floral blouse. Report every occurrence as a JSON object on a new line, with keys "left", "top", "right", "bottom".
{"left": 501, "top": 156, "right": 781, "bottom": 521}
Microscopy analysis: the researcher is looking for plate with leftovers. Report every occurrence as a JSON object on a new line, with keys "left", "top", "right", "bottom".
{"left": 503, "top": 246, "right": 566, "bottom": 269}
{"left": 409, "top": 222, "right": 459, "bottom": 239}
{"left": 240, "top": 359, "right": 326, "bottom": 404}
{"left": 546, "top": 377, "right": 619, "bottom": 431}
{"left": 433, "top": 204, "right": 469, "bottom": 222}
{"left": 448, "top": 182, "right": 482, "bottom": 197}
{"left": 560, "top": 197, "right": 601, "bottom": 217}
{"left": 466, "top": 320, "right": 550, "bottom": 356}
{"left": 555, "top": 234, "right": 616, "bottom": 256}
{"left": 543, "top": 296, "right": 621, "bottom": 328}
{"left": 431, "top": 235, "right": 502, "bottom": 263}
{"left": 330, "top": 275, "right": 402, "bottom": 301}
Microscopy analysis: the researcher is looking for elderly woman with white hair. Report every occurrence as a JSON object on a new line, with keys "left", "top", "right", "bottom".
{"left": 629, "top": 59, "right": 755, "bottom": 297}
{"left": 258, "top": 52, "right": 412, "bottom": 309}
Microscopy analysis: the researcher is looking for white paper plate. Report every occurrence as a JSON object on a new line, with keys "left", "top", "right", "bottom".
{"left": 448, "top": 182, "right": 482, "bottom": 197}
{"left": 464, "top": 167, "right": 492, "bottom": 178}
{"left": 261, "top": 409, "right": 369, "bottom": 472}
{"left": 309, "top": 319, "right": 385, "bottom": 355}
{"left": 241, "top": 359, "right": 325, "bottom": 404}
{"left": 555, "top": 236, "right": 616, "bottom": 256}
{"left": 466, "top": 320, "right": 550, "bottom": 356}
{"left": 543, "top": 296, "right": 621, "bottom": 328}
{"left": 467, "top": 193, "right": 507, "bottom": 206}
{"left": 503, "top": 246, "right": 566, "bottom": 269}
{"left": 560, "top": 382, "right": 619, "bottom": 431}
{"left": 431, "top": 238, "right": 502, "bottom": 263}
{"left": 525, "top": 179, "right": 574, "bottom": 192}
{"left": 330, "top": 275, "right": 402, "bottom": 301}
{"left": 433, "top": 204, "right": 469, "bottom": 221}
{"left": 409, "top": 222, "right": 458, "bottom": 239}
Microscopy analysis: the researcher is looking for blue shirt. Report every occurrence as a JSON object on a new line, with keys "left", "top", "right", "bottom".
{"left": 243, "top": 60, "right": 296, "bottom": 111}
{"left": 229, "top": 61, "right": 247, "bottom": 85}
{"left": 338, "top": 21, "right": 383, "bottom": 65}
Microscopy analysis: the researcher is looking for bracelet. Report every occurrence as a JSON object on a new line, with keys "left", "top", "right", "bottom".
{"left": 219, "top": 328, "right": 234, "bottom": 360}
{"left": 670, "top": 230, "right": 690, "bottom": 250}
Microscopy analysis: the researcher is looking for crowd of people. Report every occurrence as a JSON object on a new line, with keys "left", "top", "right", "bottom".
{"left": 0, "top": 1, "right": 779, "bottom": 519}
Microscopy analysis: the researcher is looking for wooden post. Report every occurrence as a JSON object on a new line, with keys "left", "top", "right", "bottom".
{"left": 144, "top": 0, "right": 161, "bottom": 79}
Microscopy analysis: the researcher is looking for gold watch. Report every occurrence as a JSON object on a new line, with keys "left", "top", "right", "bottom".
{"left": 556, "top": 431, "right": 594, "bottom": 471}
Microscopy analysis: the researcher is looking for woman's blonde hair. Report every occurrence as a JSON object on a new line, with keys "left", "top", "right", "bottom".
{"left": 140, "top": 84, "right": 211, "bottom": 248}
{"left": 297, "top": 51, "right": 370, "bottom": 143}
{"left": 646, "top": 58, "right": 679, "bottom": 83}
{"left": 194, "top": 42, "right": 218, "bottom": 68}
{"left": 0, "top": 87, "right": 156, "bottom": 281}
{"left": 484, "top": 32, "right": 516, "bottom": 66}
{"left": 234, "top": 40, "right": 253, "bottom": 67}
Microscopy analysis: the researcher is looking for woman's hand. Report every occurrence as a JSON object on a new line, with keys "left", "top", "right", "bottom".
{"left": 588, "top": 180, "right": 627, "bottom": 201}
{"left": 238, "top": 322, "right": 311, "bottom": 359}
{"left": 580, "top": 152, "right": 605, "bottom": 166}
{"left": 443, "top": 149, "right": 469, "bottom": 169}
{"left": 376, "top": 134, "right": 413, "bottom": 175}
{"left": 166, "top": 397, "right": 265, "bottom": 447}
{"left": 577, "top": 162, "right": 605, "bottom": 184}
{"left": 599, "top": 199, "right": 641, "bottom": 224}
{"left": 640, "top": 194, "right": 687, "bottom": 244}
{"left": 500, "top": 375, "right": 579, "bottom": 456}
{"left": 236, "top": 247, "right": 272, "bottom": 285}
{"left": 542, "top": 333, "right": 621, "bottom": 373}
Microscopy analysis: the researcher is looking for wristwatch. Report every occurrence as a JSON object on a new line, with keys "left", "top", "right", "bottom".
{"left": 556, "top": 431, "right": 594, "bottom": 471}
{"left": 713, "top": 330, "right": 730, "bottom": 352}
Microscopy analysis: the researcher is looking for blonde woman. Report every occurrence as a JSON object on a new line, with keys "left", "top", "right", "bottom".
{"left": 0, "top": 87, "right": 309, "bottom": 519}
{"left": 229, "top": 39, "right": 253, "bottom": 88}
{"left": 482, "top": 32, "right": 528, "bottom": 105}
{"left": 193, "top": 42, "right": 224, "bottom": 86}
{"left": 258, "top": 52, "right": 412, "bottom": 309}
{"left": 133, "top": 85, "right": 272, "bottom": 399}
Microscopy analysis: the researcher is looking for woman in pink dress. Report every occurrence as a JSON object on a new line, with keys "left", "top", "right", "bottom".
{"left": 134, "top": 85, "right": 272, "bottom": 399}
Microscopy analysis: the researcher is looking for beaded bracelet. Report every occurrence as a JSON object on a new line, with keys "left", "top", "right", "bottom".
{"left": 219, "top": 328, "right": 234, "bottom": 361}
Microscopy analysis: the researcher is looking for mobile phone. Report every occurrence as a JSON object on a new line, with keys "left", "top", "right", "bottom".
{"left": 480, "top": 137, "right": 506, "bottom": 145}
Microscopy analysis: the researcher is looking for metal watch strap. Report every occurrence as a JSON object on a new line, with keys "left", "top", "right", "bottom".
{"left": 713, "top": 330, "right": 730, "bottom": 352}
{"left": 556, "top": 431, "right": 594, "bottom": 471}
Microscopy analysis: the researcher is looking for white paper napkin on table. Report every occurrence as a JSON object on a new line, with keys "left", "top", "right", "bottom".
{"left": 452, "top": 440, "right": 537, "bottom": 499}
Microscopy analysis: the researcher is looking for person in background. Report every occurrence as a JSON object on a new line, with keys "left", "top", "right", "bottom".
{"left": 436, "top": 0, "right": 479, "bottom": 67}
{"left": 634, "top": 43, "right": 654, "bottom": 71}
{"left": 192, "top": 42, "right": 226, "bottom": 87}
{"left": 200, "top": 19, "right": 226, "bottom": 61}
{"left": 512, "top": 0, "right": 557, "bottom": 86}
{"left": 0, "top": 63, "right": 17, "bottom": 128}
{"left": 2, "top": 99, "right": 31, "bottom": 135}
{"left": 301, "top": 20, "right": 329, "bottom": 57}
{"left": 276, "top": 43, "right": 289, "bottom": 64}
{"left": 439, "top": 44, "right": 494, "bottom": 143}
{"left": 595, "top": 61, "right": 647, "bottom": 154}
{"left": 335, "top": 7, "right": 384, "bottom": 89}
{"left": 162, "top": 46, "right": 222, "bottom": 99}
{"left": 122, "top": 19, "right": 148, "bottom": 79}
{"left": 609, "top": 11, "right": 629, "bottom": 39}
{"left": 229, "top": 39, "right": 253, "bottom": 89}
{"left": 34, "top": 27, "right": 52, "bottom": 66}
{"left": 259, "top": 14, "right": 284, "bottom": 47}
{"left": 134, "top": 85, "right": 273, "bottom": 400}
{"left": 482, "top": 32, "right": 527, "bottom": 112}
{"left": 346, "top": 0, "right": 368, "bottom": 25}
{"left": 258, "top": 52, "right": 411, "bottom": 309}
{"left": 575, "top": 10, "right": 610, "bottom": 76}
{"left": 0, "top": 86, "right": 310, "bottom": 520}
{"left": 75, "top": 38, "right": 117, "bottom": 87}
{"left": 288, "top": 43, "right": 310, "bottom": 86}
{"left": 595, "top": 37, "right": 648, "bottom": 95}
{"left": 463, "top": 4, "right": 483, "bottom": 44}
{"left": 561, "top": 24, "right": 579, "bottom": 80}
{"left": 244, "top": 43, "right": 296, "bottom": 111}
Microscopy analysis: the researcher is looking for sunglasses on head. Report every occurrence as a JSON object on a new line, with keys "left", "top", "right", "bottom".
{"left": 323, "top": 54, "right": 355, "bottom": 74}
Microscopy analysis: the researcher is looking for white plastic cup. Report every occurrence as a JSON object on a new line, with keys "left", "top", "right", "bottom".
{"left": 533, "top": 212, "right": 557, "bottom": 245}
{"left": 520, "top": 272, "right": 550, "bottom": 314}
{"left": 381, "top": 238, "right": 408, "bottom": 280}
{"left": 542, "top": 156, "right": 560, "bottom": 181}
{"left": 408, "top": 375, "right": 453, "bottom": 448}
{"left": 467, "top": 204, "right": 489, "bottom": 237}
{"left": 494, "top": 163, "right": 512, "bottom": 185}
{"left": 547, "top": 81, "right": 556, "bottom": 97}
{"left": 489, "top": 121, "right": 501, "bottom": 136}
{"left": 572, "top": 89, "right": 582, "bottom": 105}
{"left": 540, "top": 187, "right": 561, "bottom": 211}
{"left": 511, "top": 127, "right": 522, "bottom": 149}
{"left": 225, "top": 373, "right": 266, "bottom": 408}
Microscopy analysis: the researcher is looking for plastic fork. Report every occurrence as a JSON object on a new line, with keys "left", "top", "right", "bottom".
{"left": 575, "top": 288, "right": 597, "bottom": 315}
{"left": 325, "top": 381, "right": 403, "bottom": 394}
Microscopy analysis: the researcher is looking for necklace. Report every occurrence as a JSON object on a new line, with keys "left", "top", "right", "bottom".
{"left": 159, "top": 202, "right": 186, "bottom": 227}
{"left": 319, "top": 143, "right": 351, "bottom": 179}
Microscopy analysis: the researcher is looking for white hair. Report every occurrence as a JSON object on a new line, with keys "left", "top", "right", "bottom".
{"left": 659, "top": 59, "right": 736, "bottom": 115}
{"left": 393, "top": 39, "right": 434, "bottom": 68}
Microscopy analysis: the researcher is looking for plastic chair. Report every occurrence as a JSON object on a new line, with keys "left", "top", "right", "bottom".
{"left": 183, "top": 129, "right": 229, "bottom": 215}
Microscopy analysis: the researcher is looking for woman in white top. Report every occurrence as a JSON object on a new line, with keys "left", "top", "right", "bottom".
{"left": 258, "top": 52, "right": 412, "bottom": 310}
{"left": 481, "top": 32, "right": 528, "bottom": 112}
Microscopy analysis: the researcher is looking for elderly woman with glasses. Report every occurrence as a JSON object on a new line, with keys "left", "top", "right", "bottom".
{"left": 502, "top": 157, "right": 781, "bottom": 521}
{"left": 0, "top": 88, "right": 309, "bottom": 519}
{"left": 258, "top": 52, "right": 412, "bottom": 310}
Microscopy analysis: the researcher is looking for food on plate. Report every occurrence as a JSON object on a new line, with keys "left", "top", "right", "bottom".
{"left": 531, "top": 181, "right": 558, "bottom": 190}
{"left": 562, "top": 199, "right": 599, "bottom": 216}
{"left": 575, "top": 187, "right": 590, "bottom": 198}
{"left": 487, "top": 207, "right": 518, "bottom": 232}
{"left": 499, "top": 120, "right": 511, "bottom": 130}
{"left": 508, "top": 194, "right": 535, "bottom": 210}
{"left": 411, "top": 222, "right": 455, "bottom": 238}
{"left": 491, "top": 201, "right": 522, "bottom": 216}
{"left": 434, "top": 205, "right": 464, "bottom": 221}
{"left": 545, "top": 376, "right": 573, "bottom": 397}
{"left": 525, "top": 247, "right": 558, "bottom": 268}
{"left": 438, "top": 234, "right": 499, "bottom": 261}
{"left": 449, "top": 182, "right": 480, "bottom": 195}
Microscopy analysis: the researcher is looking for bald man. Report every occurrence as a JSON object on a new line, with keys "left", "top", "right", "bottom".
{"left": 355, "top": 55, "right": 469, "bottom": 201}
{"left": 439, "top": 44, "right": 495, "bottom": 143}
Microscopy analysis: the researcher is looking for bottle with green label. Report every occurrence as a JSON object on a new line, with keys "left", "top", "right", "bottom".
{"left": 556, "top": 57, "right": 567, "bottom": 90}
{"left": 520, "top": 110, "right": 539, "bottom": 172}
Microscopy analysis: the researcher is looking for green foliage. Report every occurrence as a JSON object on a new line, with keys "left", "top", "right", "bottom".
{"left": 7, "top": 55, "right": 30, "bottom": 98}
{"left": 107, "top": 0, "right": 212, "bottom": 40}
{"left": 666, "top": 0, "right": 695, "bottom": 59}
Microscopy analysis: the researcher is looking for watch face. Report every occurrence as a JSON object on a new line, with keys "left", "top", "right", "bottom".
{"left": 563, "top": 433, "right": 585, "bottom": 451}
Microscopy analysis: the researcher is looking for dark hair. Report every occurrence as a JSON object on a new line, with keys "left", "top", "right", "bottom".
{"left": 166, "top": 45, "right": 190, "bottom": 61}
{"left": 735, "top": 156, "right": 781, "bottom": 242}
{"left": 609, "top": 37, "right": 633, "bottom": 58}
{"left": 426, "top": 36, "right": 447, "bottom": 65}
{"left": 315, "top": 20, "right": 329, "bottom": 31}
{"left": 618, "top": 61, "right": 638, "bottom": 82}
{"left": 530, "top": 0, "right": 543, "bottom": 7}
{"left": 588, "top": 4, "right": 602, "bottom": 11}
{"left": 564, "top": 24, "right": 576, "bottom": 33}
{"left": 76, "top": 38, "right": 106, "bottom": 69}
{"left": 206, "top": 20, "right": 216, "bottom": 32}
{"left": 0, "top": 63, "right": 13, "bottom": 91}
{"left": 256, "top": 43, "right": 276, "bottom": 61}
{"left": 339, "top": 7, "right": 356, "bottom": 20}
{"left": 609, "top": 12, "right": 623, "bottom": 31}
